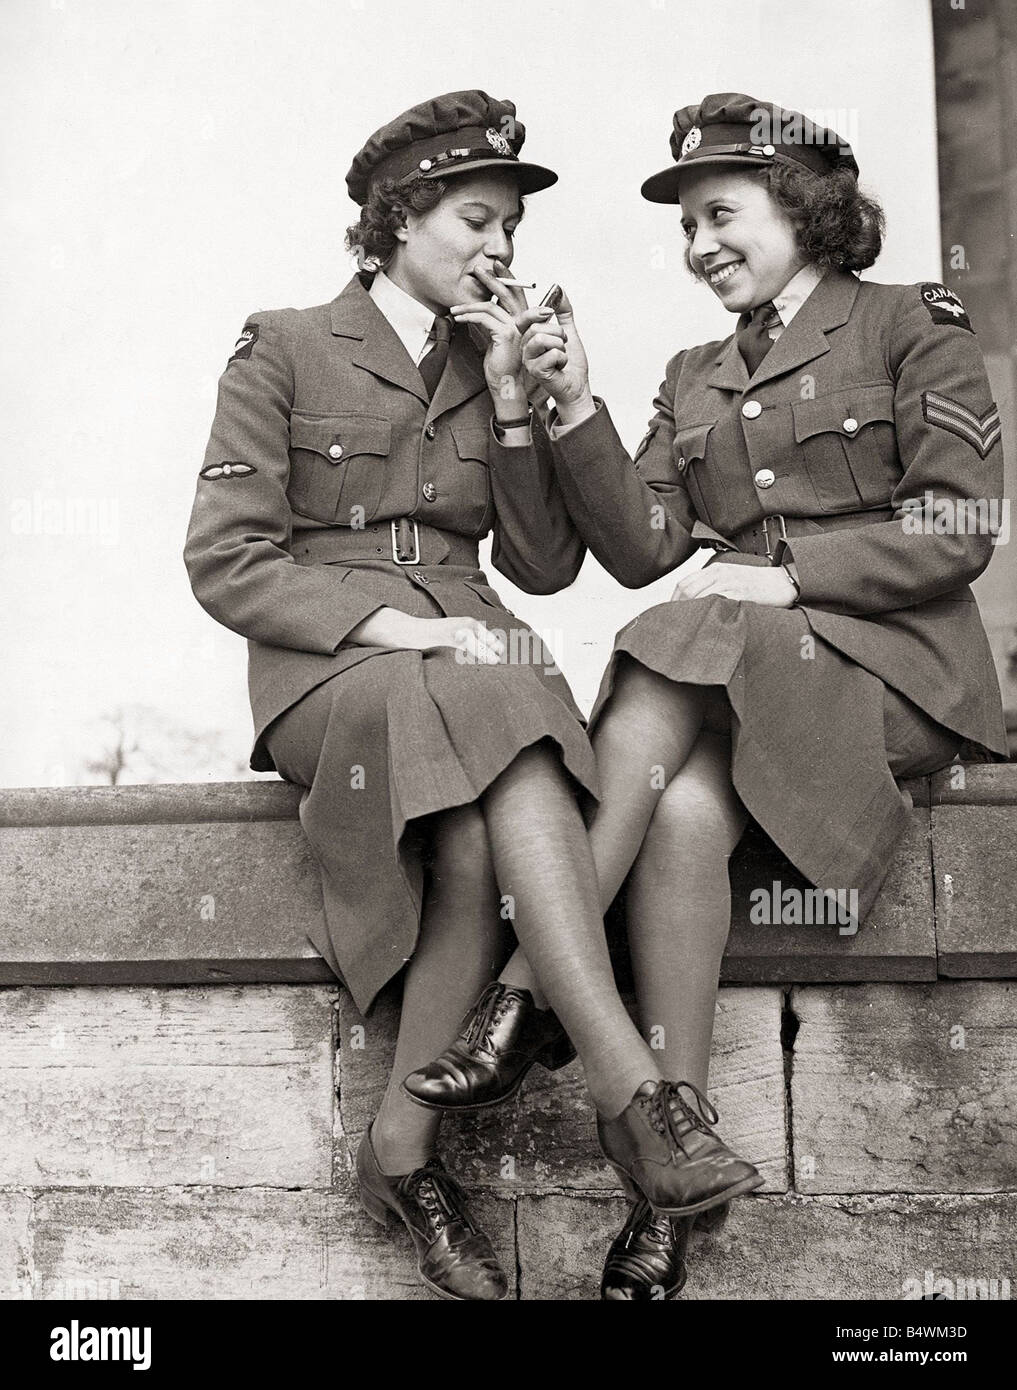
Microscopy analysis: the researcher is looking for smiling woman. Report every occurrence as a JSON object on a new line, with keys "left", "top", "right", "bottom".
{"left": 679, "top": 159, "right": 885, "bottom": 294}
{"left": 411, "top": 88, "right": 1009, "bottom": 1302}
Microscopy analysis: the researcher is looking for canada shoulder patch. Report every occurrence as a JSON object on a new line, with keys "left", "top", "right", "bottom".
{"left": 227, "top": 322, "right": 260, "bottom": 365}
{"left": 919, "top": 283, "right": 973, "bottom": 333}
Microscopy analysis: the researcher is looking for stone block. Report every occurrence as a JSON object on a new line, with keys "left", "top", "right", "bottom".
{"left": 0, "top": 986, "right": 336, "bottom": 1187}
{"left": 0, "top": 820, "right": 331, "bottom": 984}
{"left": 791, "top": 982, "right": 1017, "bottom": 1193}
{"left": 518, "top": 1193, "right": 1017, "bottom": 1300}
{"left": 27, "top": 1186, "right": 515, "bottom": 1300}
{"left": 0, "top": 1194, "right": 34, "bottom": 1301}
{"left": 724, "top": 811, "right": 936, "bottom": 982}
{"left": 933, "top": 805, "right": 1017, "bottom": 976}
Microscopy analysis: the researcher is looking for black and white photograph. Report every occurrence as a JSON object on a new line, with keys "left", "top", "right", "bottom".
{"left": 1, "top": 0, "right": 1014, "bottom": 1348}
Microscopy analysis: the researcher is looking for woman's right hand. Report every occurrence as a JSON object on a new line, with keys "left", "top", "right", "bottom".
{"left": 348, "top": 608, "right": 506, "bottom": 664}
{"left": 519, "top": 288, "right": 596, "bottom": 426}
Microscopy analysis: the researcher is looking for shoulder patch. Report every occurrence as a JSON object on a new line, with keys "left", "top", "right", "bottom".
{"left": 227, "top": 322, "right": 260, "bottom": 365}
{"left": 921, "top": 391, "right": 1000, "bottom": 458}
{"left": 199, "top": 461, "right": 258, "bottom": 481}
{"left": 919, "top": 283, "right": 973, "bottom": 334}
{"left": 633, "top": 424, "right": 659, "bottom": 466}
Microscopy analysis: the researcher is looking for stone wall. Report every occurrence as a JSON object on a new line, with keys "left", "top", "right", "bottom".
{"left": 1, "top": 768, "right": 1014, "bottom": 1300}
{"left": 933, "top": 0, "right": 1017, "bottom": 736}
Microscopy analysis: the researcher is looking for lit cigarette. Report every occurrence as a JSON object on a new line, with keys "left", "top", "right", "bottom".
{"left": 493, "top": 279, "right": 536, "bottom": 289}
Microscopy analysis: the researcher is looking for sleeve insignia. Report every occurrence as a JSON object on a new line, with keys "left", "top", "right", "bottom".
{"left": 919, "top": 284, "right": 973, "bottom": 334}
{"left": 633, "top": 425, "right": 659, "bottom": 466}
{"left": 199, "top": 461, "right": 258, "bottom": 481}
{"left": 227, "top": 323, "right": 260, "bottom": 365}
{"left": 921, "top": 391, "right": 1001, "bottom": 458}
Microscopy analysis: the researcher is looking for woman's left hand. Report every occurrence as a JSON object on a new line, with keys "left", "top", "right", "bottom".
{"left": 450, "top": 263, "right": 555, "bottom": 415}
{"left": 672, "top": 562, "right": 798, "bottom": 607}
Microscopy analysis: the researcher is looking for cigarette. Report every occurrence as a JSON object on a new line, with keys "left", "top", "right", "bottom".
{"left": 493, "top": 279, "right": 536, "bottom": 289}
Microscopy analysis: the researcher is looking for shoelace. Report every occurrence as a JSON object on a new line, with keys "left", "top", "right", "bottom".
{"left": 403, "top": 1164, "right": 476, "bottom": 1237}
{"left": 622, "top": 1200, "right": 675, "bottom": 1250}
{"left": 639, "top": 1079, "right": 721, "bottom": 1153}
{"left": 461, "top": 982, "right": 513, "bottom": 1055}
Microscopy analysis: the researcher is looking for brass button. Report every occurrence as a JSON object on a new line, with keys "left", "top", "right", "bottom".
{"left": 413, "top": 570, "right": 429, "bottom": 583}
{"left": 328, "top": 443, "right": 343, "bottom": 460}
{"left": 843, "top": 417, "right": 858, "bottom": 433}
{"left": 742, "top": 400, "right": 762, "bottom": 419}
{"left": 422, "top": 482, "right": 437, "bottom": 502}
{"left": 676, "top": 456, "right": 687, "bottom": 473}
{"left": 424, "top": 423, "right": 437, "bottom": 440}
{"left": 754, "top": 468, "right": 776, "bottom": 489}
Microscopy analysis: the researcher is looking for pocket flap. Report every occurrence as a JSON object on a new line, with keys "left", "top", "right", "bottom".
{"left": 289, "top": 413, "right": 392, "bottom": 462}
{"left": 451, "top": 425, "right": 490, "bottom": 463}
{"left": 792, "top": 385, "right": 894, "bottom": 442}
{"left": 673, "top": 422, "right": 715, "bottom": 466}
{"left": 462, "top": 577, "right": 509, "bottom": 610}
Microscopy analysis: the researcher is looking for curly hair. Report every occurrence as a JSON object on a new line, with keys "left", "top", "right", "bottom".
{"left": 345, "top": 173, "right": 447, "bottom": 271}
{"left": 345, "top": 170, "right": 527, "bottom": 272}
{"left": 684, "top": 159, "right": 885, "bottom": 279}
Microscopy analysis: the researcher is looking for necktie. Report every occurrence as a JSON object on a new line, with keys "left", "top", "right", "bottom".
{"left": 418, "top": 314, "right": 454, "bottom": 399}
{"left": 736, "top": 300, "right": 781, "bottom": 377}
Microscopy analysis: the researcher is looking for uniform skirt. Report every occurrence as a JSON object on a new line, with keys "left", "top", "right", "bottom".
{"left": 589, "top": 583, "right": 963, "bottom": 927}
{"left": 262, "top": 561, "right": 598, "bottom": 1014}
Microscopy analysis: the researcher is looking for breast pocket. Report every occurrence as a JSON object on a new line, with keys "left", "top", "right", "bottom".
{"left": 287, "top": 412, "right": 391, "bottom": 524}
{"left": 673, "top": 422, "right": 716, "bottom": 523}
{"left": 792, "top": 385, "right": 899, "bottom": 511}
{"left": 451, "top": 425, "right": 495, "bottom": 535}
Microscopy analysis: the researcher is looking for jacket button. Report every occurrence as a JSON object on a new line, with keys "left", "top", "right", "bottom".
{"left": 742, "top": 400, "right": 762, "bottom": 419}
{"left": 424, "top": 423, "right": 436, "bottom": 440}
{"left": 754, "top": 468, "right": 776, "bottom": 489}
{"left": 328, "top": 443, "right": 343, "bottom": 460}
{"left": 676, "top": 456, "right": 687, "bottom": 473}
{"left": 422, "top": 482, "right": 437, "bottom": 502}
{"left": 413, "top": 570, "right": 429, "bottom": 583}
{"left": 843, "top": 417, "right": 858, "bottom": 433}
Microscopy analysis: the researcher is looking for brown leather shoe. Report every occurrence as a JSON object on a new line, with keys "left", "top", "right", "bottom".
{"left": 356, "top": 1128, "right": 509, "bottom": 1301}
{"left": 598, "top": 1080, "right": 763, "bottom": 1216}
{"left": 402, "top": 982, "right": 575, "bottom": 1111}
{"left": 601, "top": 1199, "right": 693, "bottom": 1300}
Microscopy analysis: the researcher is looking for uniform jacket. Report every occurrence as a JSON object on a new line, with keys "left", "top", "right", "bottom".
{"left": 550, "top": 269, "right": 1008, "bottom": 755}
{"left": 184, "top": 275, "right": 587, "bottom": 770}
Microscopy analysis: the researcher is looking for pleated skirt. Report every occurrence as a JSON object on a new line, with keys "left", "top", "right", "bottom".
{"left": 589, "top": 591, "right": 963, "bottom": 927}
{"left": 263, "top": 566, "right": 598, "bottom": 1013}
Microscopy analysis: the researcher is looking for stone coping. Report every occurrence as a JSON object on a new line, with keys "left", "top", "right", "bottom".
{"left": 1, "top": 765, "right": 1014, "bottom": 986}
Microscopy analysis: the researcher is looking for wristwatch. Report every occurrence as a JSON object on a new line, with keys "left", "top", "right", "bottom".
{"left": 493, "top": 408, "right": 533, "bottom": 432}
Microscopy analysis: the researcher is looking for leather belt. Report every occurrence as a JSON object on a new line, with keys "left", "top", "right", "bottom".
{"left": 726, "top": 508, "right": 896, "bottom": 561}
{"left": 291, "top": 519, "right": 480, "bottom": 569}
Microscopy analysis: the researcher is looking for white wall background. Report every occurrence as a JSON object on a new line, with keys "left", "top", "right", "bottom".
{"left": 0, "top": 0, "right": 940, "bottom": 785}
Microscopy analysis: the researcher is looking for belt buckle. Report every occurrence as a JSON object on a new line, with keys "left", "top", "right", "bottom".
{"left": 391, "top": 518, "right": 420, "bottom": 565}
{"left": 761, "top": 513, "right": 788, "bottom": 561}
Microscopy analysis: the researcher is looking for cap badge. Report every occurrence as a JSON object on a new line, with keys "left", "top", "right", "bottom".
{"left": 681, "top": 125, "right": 702, "bottom": 157}
{"left": 485, "top": 127, "right": 513, "bottom": 156}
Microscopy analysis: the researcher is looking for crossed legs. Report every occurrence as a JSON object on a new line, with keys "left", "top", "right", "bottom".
{"left": 500, "top": 659, "right": 747, "bottom": 1090}
{"left": 373, "top": 658, "right": 747, "bottom": 1172}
